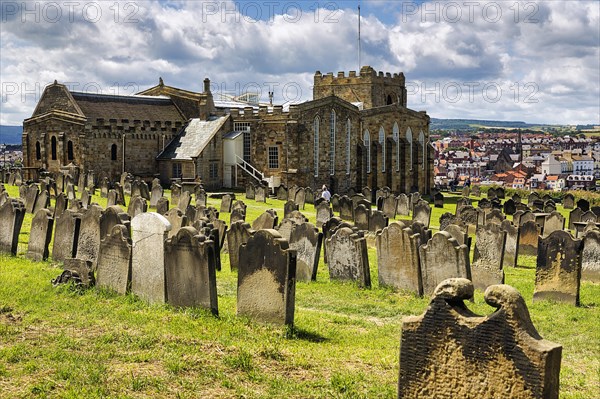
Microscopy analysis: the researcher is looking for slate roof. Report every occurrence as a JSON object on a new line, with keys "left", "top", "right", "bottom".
{"left": 70, "top": 92, "right": 185, "bottom": 122}
{"left": 158, "top": 116, "right": 229, "bottom": 161}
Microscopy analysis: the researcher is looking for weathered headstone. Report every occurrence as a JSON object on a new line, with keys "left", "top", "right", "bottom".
{"left": 237, "top": 229, "right": 296, "bottom": 325}
{"left": 412, "top": 199, "right": 431, "bottom": 228}
{"left": 107, "top": 189, "right": 118, "bottom": 207}
{"left": 433, "top": 192, "right": 444, "bottom": 208}
{"left": 486, "top": 208, "right": 505, "bottom": 225}
{"left": 330, "top": 194, "right": 340, "bottom": 213}
{"left": 178, "top": 190, "right": 191, "bottom": 211}
{"left": 284, "top": 200, "right": 299, "bottom": 219}
{"left": 24, "top": 184, "right": 39, "bottom": 214}
{"left": 419, "top": 231, "right": 470, "bottom": 295}
{"left": 150, "top": 185, "right": 163, "bottom": 207}
{"left": 518, "top": 220, "right": 540, "bottom": 257}
{"left": 382, "top": 195, "right": 397, "bottom": 218}
{"left": 396, "top": 193, "right": 410, "bottom": 216}
{"left": 255, "top": 185, "right": 267, "bottom": 203}
{"left": 576, "top": 198, "right": 590, "bottom": 212}
{"left": 165, "top": 227, "right": 218, "bottom": 313}
{"left": 543, "top": 211, "right": 565, "bottom": 237}
{"left": 581, "top": 229, "right": 600, "bottom": 282}
{"left": 326, "top": 227, "right": 370, "bottom": 287}
{"left": 276, "top": 218, "right": 299, "bottom": 242}
{"left": 26, "top": 208, "right": 53, "bottom": 261}
{"left": 398, "top": 278, "right": 562, "bottom": 399}
{"left": 220, "top": 194, "right": 235, "bottom": 212}
{"left": 503, "top": 198, "right": 516, "bottom": 215}
{"left": 568, "top": 207, "right": 583, "bottom": 230}
{"left": 315, "top": 201, "right": 333, "bottom": 228}
{"left": 195, "top": 187, "right": 207, "bottom": 207}
{"left": 471, "top": 223, "right": 506, "bottom": 290}
{"left": 252, "top": 209, "right": 278, "bottom": 230}
{"left": 52, "top": 209, "right": 81, "bottom": 263}
{"left": 294, "top": 187, "right": 305, "bottom": 209}
{"left": 164, "top": 208, "right": 188, "bottom": 238}
{"left": 230, "top": 207, "right": 246, "bottom": 223}
{"left": 100, "top": 206, "right": 131, "bottom": 239}
{"left": 563, "top": 193, "right": 575, "bottom": 209}
{"left": 369, "top": 210, "right": 388, "bottom": 233}
{"left": 127, "top": 196, "right": 147, "bottom": 219}
{"left": 534, "top": 230, "right": 582, "bottom": 305}
{"left": 96, "top": 224, "right": 132, "bottom": 295}
{"left": 339, "top": 195, "right": 354, "bottom": 221}
{"left": 156, "top": 196, "right": 169, "bottom": 215}
{"left": 305, "top": 187, "right": 315, "bottom": 204}
{"left": 75, "top": 204, "right": 103, "bottom": 269}
{"left": 376, "top": 222, "right": 422, "bottom": 295}
{"left": 501, "top": 220, "right": 520, "bottom": 268}
{"left": 289, "top": 222, "right": 322, "bottom": 282}
{"left": 276, "top": 185, "right": 287, "bottom": 201}
{"left": 131, "top": 213, "right": 172, "bottom": 304}
{"left": 471, "top": 185, "right": 480, "bottom": 197}
{"left": 170, "top": 183, "right": 181, "bottom": 206}
{"left": 353, "top": 204, "right": 370, "bottom": 231}
{"left": 227, "top": 221, "right": 255, "bottom": 271}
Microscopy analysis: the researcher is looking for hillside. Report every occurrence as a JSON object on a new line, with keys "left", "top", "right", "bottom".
{"left": 0, "top": 125, "right": 23, "bottom": 145}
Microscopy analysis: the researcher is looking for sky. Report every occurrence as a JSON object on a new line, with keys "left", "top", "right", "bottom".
{"left": 0, "top": 0, "right": 599, "bottom": 126}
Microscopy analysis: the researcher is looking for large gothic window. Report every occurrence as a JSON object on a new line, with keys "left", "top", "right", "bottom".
{"left": 313, "top": 116, "right": 320, "bottom": 177}
{"left": 393, "top": 122, "right": 399, "bottom": 172}
{"left": 330, "top": 110, "right": 336, "bottom": 175}
{"left": 363, "top": 130, "right": 371, "bottom": 173}
{"left": 67, "top": 141, "right": 74, "bottom": 161}
{"left": 346, "top": 118, "right": 351, "bottom": 175}
{"left": 35, "top": 141, "right": 41, "bottom": 160}
{"left": 51, "top": 136, "right": 57, "bottom": 160}
{"left": 379, "top": 126, "right": 385, "bottom": 172}
{"left": 111, "top": 144, "right": 117, "bottom": 161}
{"left": 406, "top": 128, "right": 413, "bottom": 170}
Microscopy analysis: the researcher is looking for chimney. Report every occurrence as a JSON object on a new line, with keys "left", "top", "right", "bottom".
{"left": 203, "top": 78, "right": 211, "bottom": 93}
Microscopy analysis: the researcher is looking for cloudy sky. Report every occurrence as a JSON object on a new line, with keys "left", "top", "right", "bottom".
{"left": 1, "top": 0, "right": 599, "bottom": 125}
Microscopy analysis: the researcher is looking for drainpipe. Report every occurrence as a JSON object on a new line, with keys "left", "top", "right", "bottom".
{"left": 122, "top": 133, "right": 125, "bottom": 173}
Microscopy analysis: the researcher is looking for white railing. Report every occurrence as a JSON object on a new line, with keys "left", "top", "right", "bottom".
{"left": 236, "top": 155, "right": 265, "bottom": 183}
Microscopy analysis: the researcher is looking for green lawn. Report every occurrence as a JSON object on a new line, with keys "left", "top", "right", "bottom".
{"left": 0, "top": 185, "right": 598, "bottom": 398}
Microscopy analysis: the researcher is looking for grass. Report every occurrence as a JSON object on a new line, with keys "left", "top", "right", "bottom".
{"left": 0, "top": 184, "right": 598, "bottom": 398}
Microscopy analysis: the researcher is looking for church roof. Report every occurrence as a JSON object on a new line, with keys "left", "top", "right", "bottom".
{"left": 70, "top": 92, "right": 185, "bottom": 122}
{"left": 157, "top": 115, "right": 229, "bottom": 161}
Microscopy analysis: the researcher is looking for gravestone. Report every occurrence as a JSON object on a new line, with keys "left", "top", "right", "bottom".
{"left": 471, "top": 223, "right": 507, "bottom": 290}
{"left": 461, "top": 185, "right": 470, "bottom": 197}
{"left": 26, "top": 208, "right": 53, "bottom": 261}
{"left": 65, "top": 183, "right": 76, "bottom": 201}
{"left": 339, "top": 195, "right": 354, "bottom": 221}
{"left": 305, "top": 187, "right": 315, "bottom": 204}
{"left": 591, "top": 206, "right": 600, "bottom": 218}
{"left": 252, "top": 209, "right": 278, "bottom": 230}
{"left": 326, "top": 227, "right": 370, "bottom": 287}
{"left": 131, "top": 213, "right": 172, "bottom": 304}
{"left": 369, "top": 210, "right": 388, "bottom": 233}
{"left": 322, "top": 217, "right": 343, "bottom": 263}
{"left": 150, "top": 185, "right": 163, "bottom": 207}
{"left": 581, "top": 229, "right": 600, "bottom": 282}
{"left": 276, "top": 185, "right": 287, "bottom": 200}
{"left": 284, "top": 200, "right": 299, "bottom": 219}
{"left": 353, "top": 204, "right": 370, "bottom": 231}
{"left": 61, "top": 258, "right": 95, "bottom": 287}
{"left": 471, "top": 185, "right": 480, "bottom": 197}
{"left": 211, "top": 218, "right": 227, "bottom": 252}
{"left": 164, "top": 208, "right": 188, "bottom": 238}
{"left": 487, "top": 187, "right": 497, "bottom": 199}
{"left": 227, "top": 221, "right": 255, "bottom": 271}
{"left": 255, "top": 185, "right": 267, "bottom": 203}
{"left": 512, "top": 193, "right": 522, "bottom": 204}
{"left": 457, "top": 205, "right": 478, "bottom": 229}
{"left": 127, "top": 196, "right": 147, "bottom": 218}
{"left": 230, "top": 208, "right": 246, "bottom": 223}
{"left": 486, "top": 209, "right": 505, "bottom": 225}
{"left": 170, "top": 183, "right": 181, "bottom": 206}
{"left": 164, "top": 226, "right": 218, "bottom": 313}
{"left": 396, "top": 194, "right": 410, "bottom": 216}
{"left": 503, "top": 198, "right": 516, "bottom": 215}
{"left": 528, "top": 192, "right": 540, "bottom": 206}
{"left": 382, "top": 195, "right": 397, "bottom": 218}
{"left": 398, "top": 278, "right": 562, "bottom": 399}
{"left": 220, "top": 194, "right": 235, "bottom": 213}
{"left": 531, "top": 199, "right": 544, "bottom": 212}
{"left": 361, "top": 186, "right": 372, "bottom": 202}
{"left": 376, "top": 222, "right": 422, "bottom": 295}
{"left": 245, "top": 184, "right": 256, "bottom": 200}
{"left": 232, "top": 200, "right": 247, "bottom": 213}
{"left": 100, "top": 206, "right": 131, "bottom": 239}
{"left": 33, "top": 189, "right": 50, "bottom": 215}
{"left": 412, "top": 199, "right": 431, "bottom": 228}
{"left": 419, "top": 231, "right": 470, "bottom": 295}
{"left": 543, "top": 211, "right": 565, "bottom": 237}
{"left": 80, "top": 189, "right": 90, "bottom": 209}
{"left": 501, "top": 220, "right": 520, "bottom": 268}
{"left": 439, "top": 213, "right": 461, "bottom": 231}
{"left": 563, "top": 193, "right": 575, "bottom": 209}
{"left": 288, "top": 185, "right": 299, "bottom": 201}
{"left": 294, "top": 187, "right": 306, "bottom": 209}
{"left": 237, "top": 229, "right": 296, "bottom": 325}
{"left": 580, "top": 210, "right": 597, "bottom": 224}
{"left": 289, "top": 222, "right": 322, "bottom": 281}
{"left": 25, "top": 184, "right": 39, "bottom": 214}
{"left": 277, "top": 218, "right": 298, "bottom": 242}
{"left": 96, "top": 224, "right": 132, "bottom": 295}
{"left": 568, "top": 207, "right": 583, "bottom": 230}
{"left": 576, "top": 198, "right": 590, "bottom": 212}
{"left": 195, "top": 187, "right": 207, "bottom": 207}
{"left": 52, "top": 209, "right": 81, "bottom": 263}
{"left": 330, "top": 194, "right": 340, "bottom": 213}
{"left": 107, "top": 190, "right": 118, "bottom": 207}
{"left": 443, "top": 224, "right": 471, "bottom": 252}
{"left": 19, "top": 184, "right": 27, "bottom": 200}
{"left": 534, "top": 230, "right": 583, "bottom": 305}
{"left": 178, "top": 190, "right": 191, "bottom": 211}
{"left": 100, "top": 178, "right": 109, "bottom": 198}
{"left": 156, "top": 197, "right": 169, "bottom": 215}
{"left": 76, "top": 204, "right": 104, "bottom": 269}
{"left": 315, "top": 201, "right": 332, "bottom": 228}
{"left": 518, "top": 220, "right": 540, "bottom": 257}
{"left": 496, "top": 187, "right": 505, "bottom": 199}
{"left": 544, "top": 201, "right": 556, "bottom": 214}
{"left": 518, "top": 210, "right": 536, "bottom": 226}
{"left": 433, "top": 192, "right": 444, "bottom": 208}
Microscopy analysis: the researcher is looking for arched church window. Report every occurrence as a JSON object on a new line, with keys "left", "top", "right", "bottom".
{"left": 67, "top": 141, "right": 74, "bottom": 161}
{"left": 363, "top": 130, "right": 371, "bottom": 173}
{"left": 111, "top": 144, "right": 117, "bottom": 161}
{"left": 313, "top": 116, "right": 320, "bottom": 177}
{"left": 35, "top": 141, "right": 41, "bottom": 160}
{"left": 51, "top": 136, "right": 57, "bottom": 160}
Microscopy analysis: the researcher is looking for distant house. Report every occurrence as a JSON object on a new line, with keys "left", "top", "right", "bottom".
{"left": 541, "top": 156, "right": 561, "bottom": 175}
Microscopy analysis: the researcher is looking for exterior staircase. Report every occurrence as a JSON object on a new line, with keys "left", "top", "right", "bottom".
{"left": 235, "top": 155, "right": 281, "bottom": 191}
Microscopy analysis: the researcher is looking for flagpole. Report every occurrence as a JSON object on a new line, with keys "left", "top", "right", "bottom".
{"left": 358, "top": 1, "right": 361, "bottom": 70}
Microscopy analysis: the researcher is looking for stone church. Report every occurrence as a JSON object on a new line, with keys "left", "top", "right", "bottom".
{"left": 23, "top": 66, "right": 432, "bottom": 194}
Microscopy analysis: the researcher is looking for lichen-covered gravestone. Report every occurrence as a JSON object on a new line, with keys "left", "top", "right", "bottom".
{"left": 288, "top": 222, "right": 322, "bottom": 282}
{"left": 376, "top": 222, "right": 422, "bottom": 295}
{"left": 326, "top": 226, "right": 370, "bottom": 287}
{"left": 398, "top": 278, "right": 562, "bottom": 399}
{"left": 396, "top": 193, "right": 410, "bottom": 216}
{"left": 26, "top": 208, "right": 54, "bottom": 261}
{"left": 353, "top": 204, "right": 370, "bottom": 231}
{"left": 165, "top": 226, "right": 218, "bottom": 313}
{"left": 252, "top": 209, "right": 278, "bottom": 230}
{"left": 131, "top": 213, "right": 172, "bottom": 304}
{"left": 419, "top": 231, "right": 470, "bottom": 295}
{"left": 315, "top": 201, "right": 332, "bottom": 228}
{"left": 518, "top": 220, "right": 540, "bottom": 257}
{"left": 369, "top": 210, "right": 388, "bottom": 233}
{"left": 246, "top": 184, "right": 255, "bottom": 200}
{"left": 227, "top": 221, "right": 254, "bottom": 271}
{"left": 412, "top": 199, "right": 431, "bottom": 228}
{"left": 543, "top": 211, "right": 565, "bottom": 237}
{"left": 0, "top": 199, "right": 26, "bottom": 255}
{"left": 471, "top": 223, "right": 506, "bottom": 290}
{"left": 581, "top": 229, "right": 600, "bottom": 282}
{"left": 501, "top": 220, "right": 520, "bottom": 268}
{"left": 96, "top": 224, "right": 132, "bottom": 295}
{"left": 534, "top": 230, "right": 583, "bottom": 305}
{"left": 237, "top": 229, "right": 296, "bottom": 325}
{"left": 255, "top": 185, "right": 267, "bottom": 203}
{"left": 52, "top": 209, "right": 81, "bottom": 263}
{"left": 150, "top": 185, "right": 163, "bottom": 208}
{"left": 75, "top": 204, "right": 104, "bottom": 269}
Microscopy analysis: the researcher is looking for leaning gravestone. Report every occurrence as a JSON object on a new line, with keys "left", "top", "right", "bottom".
{"left": 398, "top": 278, "right": 562, "bottom": 399}
{"left": 412, "top": 199, "right": 431, "bottom": 228}
{"left": 96, "top": 224, "right": 132, "bottom": 295}
{"left": 534, "top": 230, "right": 583, "bottom": 305}
{"left": 178, "top": 190, "right": 191, "bottom": 211}
{"left": 237, "top": 229, "right": 296, "bottom": 325}
{"left": 501, "top": 220, "right": 520, "bottom": 268}
{"left": 26, "top": 208, "right": 54, "bottom": 261}
{"left": 581, "top": 229, "right": 600, "bottom": 282}
{"left": 150, "top": 185, "right": 163, "bottom": 207}
{"left": 419, "top": 231, "right": 470, "bottom": 296}
{"left": 252, "top": 209, "right": 278, "bottom": 230}
{"left": 518, "top": 220, "right": 540, "bottom": 257}
{"left": 24, "top": 184, "right": 39, "bottom": 214}
{"left": 376, "top": 222, "right": 422, "bottom": 295}
{"left": 284, "top": 200, "right": 299, "bottom": 219}
{"left": 326, "top": 227, "right": 370, "bottom": 287}
{"left": 52, "top": 209, "right": 81, "bottom": 263}
{"left": 255, "top": 185, "right": 267, "bottom": 203}
{"left": 127, "top": 196, "right": 148, "bottom": 219}
{"left": 33, "top": 190, "right": 50, "bottom": 215}
{"left": 75, "top": 204, "right": 104, "bottom": 269}
{"left": 164, "top": 208, "right": 188, "bottom": 239}
{"left": 471, "top": 223, "right": 507, "bottom": 291}
{"left": 164, "top": 226, "right": 218, "bottom": 313}
{"left": 289, "top": 222, "right": 322, "bottom": 282}
{"left": 305, "top": 187, "right": 315, "bottom": 204}
{"left": 131, "top": 213, "right": 172, "bottom": 304}
{"left": 227, "top": 221, "right": 255, "bottom": 271}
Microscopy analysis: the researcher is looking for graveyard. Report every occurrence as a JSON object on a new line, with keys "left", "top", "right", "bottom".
{"left": 0, "top": 182, "right": 599, "bottom": 398}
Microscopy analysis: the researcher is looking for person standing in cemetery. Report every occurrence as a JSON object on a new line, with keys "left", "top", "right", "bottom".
{"left": 321, "top": 185, "right": 331, "bottom": 202}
